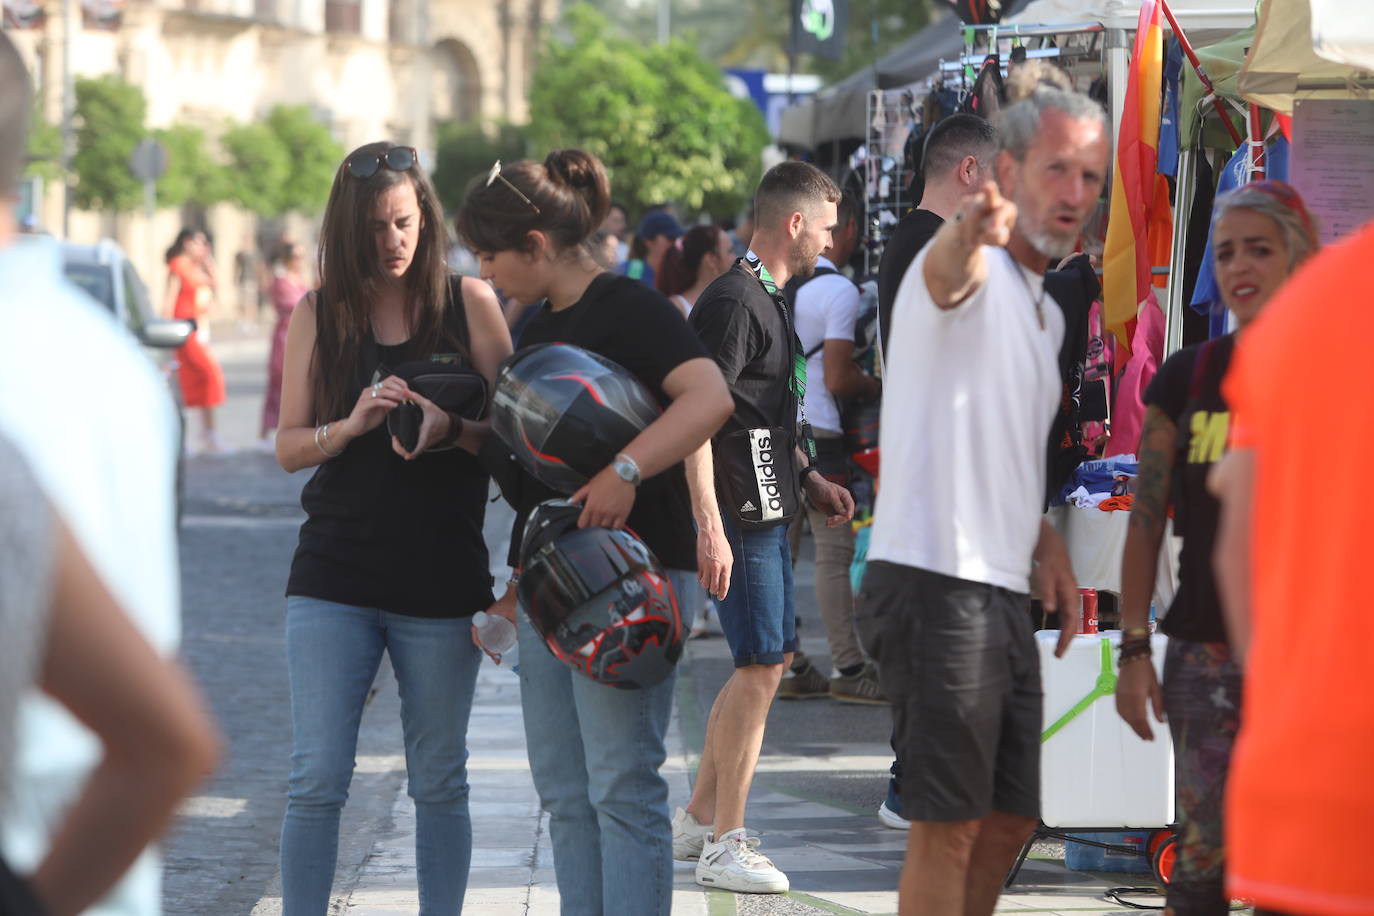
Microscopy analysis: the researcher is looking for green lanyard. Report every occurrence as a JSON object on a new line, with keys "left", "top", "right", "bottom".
{"left": 743, "top": 252, "right": 817, "bottom": 461}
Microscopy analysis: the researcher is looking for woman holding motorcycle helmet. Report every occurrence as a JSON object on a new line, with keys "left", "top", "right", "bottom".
{"left": 457, "top": 148, "right": 732, "bottom": 916}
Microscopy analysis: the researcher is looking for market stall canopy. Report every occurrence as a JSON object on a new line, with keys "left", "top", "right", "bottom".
{"left": 1308, "top": 0, "right": 1374, "bottom": 73}
{"left": 1239, "top": 0, "right": 1374, "bottom": 114}
{"left": 1177, "top": 17, "right": 1254, "bottom": 148}
{"left": 1004, "top": 0, "right": 1252, "bottom": 39}
{"left": 778, "top": 10, "right": 971, "bottom": 148}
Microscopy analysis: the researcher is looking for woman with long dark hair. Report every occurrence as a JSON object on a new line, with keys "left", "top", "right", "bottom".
{"left": 163, "top": 228, "right": 228, "bottom": 453}
{"left": 274, "top": 141, "right": 512, "bottom": 915}
{"left": 655, "top": 224, "right": 735, "bottom": 316}
{"left": 457, "top": 150, "right": 732, "bottom": 915}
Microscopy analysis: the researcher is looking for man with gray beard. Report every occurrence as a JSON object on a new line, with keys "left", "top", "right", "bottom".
{"left": 860, "top": 86, "right": 1109, "bottom": 916}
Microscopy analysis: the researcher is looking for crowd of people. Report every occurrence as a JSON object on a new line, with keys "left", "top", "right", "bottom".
{"left": 3, "top": 25, "right": 1373, "bottom": 916}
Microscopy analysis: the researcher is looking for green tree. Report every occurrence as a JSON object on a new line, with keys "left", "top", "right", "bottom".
{"left": 221, "top": 121, "right": 292, "bottom": 216}
{"left": 265, "top": 105, "right": 342, "bottom": 216}
{"left": 71, "top": 75, "right": 146, "bottom": 212}
{"left": 154, "top": 124, "right": 229, "bottom": 208}
{"left": 432, "top": 121, "right": 529, "bottom": 214}
{"left": 578, "top": 0, "right": 933, "bottom": 82}
{"left": 529, "top": 5, "right": 769, "bottom": 218}
{"left": 219, "top": 107, "right": 339, "bottom": 217}
{"left": 25, "top": 103, "right": 62, "bottom": 182}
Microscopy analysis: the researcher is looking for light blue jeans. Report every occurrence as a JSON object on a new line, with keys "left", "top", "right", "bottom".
{"left": 517, "top": 568, "right": 696, "bottom": 916}
{"left": 280, "top": 596, "right": 483, "bottom": 915}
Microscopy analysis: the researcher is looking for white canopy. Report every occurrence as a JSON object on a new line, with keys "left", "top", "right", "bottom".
{"left": 1004, "top": 0, "right": 1253, "bottom": 42}
{"left": 1310, "top": 0, "right": 1374, "bottom": 74}
{"left": 1239, "top": 0, "right": 1374, "bottom": 114}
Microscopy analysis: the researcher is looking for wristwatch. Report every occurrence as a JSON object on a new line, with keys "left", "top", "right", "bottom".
{"left": 612, "top": 452, "right": 642, "bottom": 487}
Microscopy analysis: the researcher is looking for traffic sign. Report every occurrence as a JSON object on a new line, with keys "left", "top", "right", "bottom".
{"left": 129, "top": 137, "right": 168, "bottom": 182}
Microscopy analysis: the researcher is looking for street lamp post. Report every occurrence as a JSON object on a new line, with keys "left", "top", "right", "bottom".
{"left": 657, "top": 0, "right": 668, "bottom": 44}
{"left": 60, "top": 0, "right": 75, "bottom": 238}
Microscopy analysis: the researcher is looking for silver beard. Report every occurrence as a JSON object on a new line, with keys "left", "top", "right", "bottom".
{"left": 1023, "top": 223, "right": 1076, "bottom": 260}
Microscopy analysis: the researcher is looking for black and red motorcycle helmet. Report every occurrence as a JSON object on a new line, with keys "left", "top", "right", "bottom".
{"left": 518, "top": 500, "right": 684, "bottom": 689}
{"left": 491, "top": 343, "right": 662, "bottom": 495}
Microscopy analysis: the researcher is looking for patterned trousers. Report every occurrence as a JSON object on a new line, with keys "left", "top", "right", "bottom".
{"left": 1161, "top": 638, "right": 1243, "bottom": 916}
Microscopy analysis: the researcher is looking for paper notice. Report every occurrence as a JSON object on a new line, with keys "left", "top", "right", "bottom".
{"left": 1292, "top": 99, "right": 1374, "bottom": 244}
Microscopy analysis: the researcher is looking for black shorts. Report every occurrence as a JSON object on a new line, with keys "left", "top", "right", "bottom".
{"left": 859, "top": 561, "right": 1042, "bottom": 823}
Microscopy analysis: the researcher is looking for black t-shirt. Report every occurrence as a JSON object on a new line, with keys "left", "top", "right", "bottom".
{"left": 1143, "top": 333, "right": 1237, "bottom": 643}
{"left": 506, "top": 273, "right": 707, "bottom": 572}
{"left": 1043, "top": 254, "right": 1098, "bottom": 505}
{"left": 877, "top": 209, "right": 945, "bottom": 357}
{"left": 690, "top": 259, "right": 797, "bottom": 437}
{"left": 287, "top": 281, "right": 494, "bottom": 618}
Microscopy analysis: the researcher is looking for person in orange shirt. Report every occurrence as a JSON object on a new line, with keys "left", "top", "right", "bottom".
{"left": 163, "top": 228, "right": 229, "bottom": 454}
{"left": 1212, "top": 219, "right": 1374, "bottom": 916}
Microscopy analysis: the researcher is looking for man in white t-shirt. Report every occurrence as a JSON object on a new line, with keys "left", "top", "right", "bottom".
{"left": 0, "top": 35, "right": 182, "bottom": 915}
{"left": 780, "top": 191, "right": 883, "bottom": 704}
{"left": 864, "top": 87, "right": 1106, "bottom": 916}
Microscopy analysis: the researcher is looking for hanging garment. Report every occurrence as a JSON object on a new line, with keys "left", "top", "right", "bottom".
{"left": 1105, "top": 290, "right": 1167, "bottom": 458}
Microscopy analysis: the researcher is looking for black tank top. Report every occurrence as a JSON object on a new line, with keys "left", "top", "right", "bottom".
{"left": 286, "top": 279, "right": 494, "bottom": 618}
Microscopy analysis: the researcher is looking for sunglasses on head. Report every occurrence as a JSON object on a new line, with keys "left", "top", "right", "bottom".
{"left": 346, "top": 146, "right": 417, "bottom": 180}
{"left": 486, "top": 160, "right": 541, "bottom": 214}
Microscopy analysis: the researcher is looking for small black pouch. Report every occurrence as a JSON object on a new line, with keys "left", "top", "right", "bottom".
{"left": 379, "top": 360, "right": 490, "bottom": 453}
{"left": 714, "top": 425, "right": 800, "bottom": 530}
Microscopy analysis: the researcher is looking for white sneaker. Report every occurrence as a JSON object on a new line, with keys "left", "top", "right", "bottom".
{"left": 688, "top": 602, "right": 724, "bottom": 639}
{"left": 695, "top": 828, "right": 789, "bottom": 893}
{"left": 878, "top": 800, "right": 911, "bottom": 830}
{"left": 672, "top": 807, "right": 712, "bottom": 861}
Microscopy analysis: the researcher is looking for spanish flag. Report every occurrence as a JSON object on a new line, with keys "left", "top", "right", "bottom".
{"left": 1102, "top": 0, "right": 1172, "bottom": 358}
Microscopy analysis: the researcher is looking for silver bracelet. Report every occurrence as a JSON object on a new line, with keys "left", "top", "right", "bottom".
{"left": 322, "top": 422, "right": 342, "bottom": 455}
{"left": 315, "top": 423, "right": 342, "bottom": 459}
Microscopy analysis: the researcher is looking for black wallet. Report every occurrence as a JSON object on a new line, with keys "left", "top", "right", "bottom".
{"left": 378, "top": 360, "right": 490, "bottom": 453}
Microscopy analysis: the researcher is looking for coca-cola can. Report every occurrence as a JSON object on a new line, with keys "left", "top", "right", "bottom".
{"left": 1077, "top": 587, "right": 1099, "bottom": 634}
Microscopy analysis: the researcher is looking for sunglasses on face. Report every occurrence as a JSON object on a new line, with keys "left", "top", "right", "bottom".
{"left": 486, "top": 160, "right": 541, "bottom": 214}
{"left": 346, "top": 146, "right": 417, "bottom": 179}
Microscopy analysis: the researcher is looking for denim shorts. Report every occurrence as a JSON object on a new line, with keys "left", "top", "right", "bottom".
{"left": 716, "top": 514, "right": 797, "bottom": 668}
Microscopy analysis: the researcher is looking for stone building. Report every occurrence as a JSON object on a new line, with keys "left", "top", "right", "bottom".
{"left": 5, "top": 0, "right": 551, "bottom": 315}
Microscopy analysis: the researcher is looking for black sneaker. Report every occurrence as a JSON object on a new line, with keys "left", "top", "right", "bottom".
{"left": 828, "top": 663, "right": 888, "bottom": 705}
{"left": 776, "top": 660, "right": 829, "bottom": 700}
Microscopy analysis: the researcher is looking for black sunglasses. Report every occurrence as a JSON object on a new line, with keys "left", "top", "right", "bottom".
{"left": 346, "top": 146, "right": 417, "bottom": 180}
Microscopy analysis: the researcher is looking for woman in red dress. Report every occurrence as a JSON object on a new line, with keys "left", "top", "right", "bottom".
{"left": 164, "top": 229, "right": 228, "bottom": 454}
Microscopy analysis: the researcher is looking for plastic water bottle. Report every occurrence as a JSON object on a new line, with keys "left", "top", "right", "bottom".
{"left": 472, "top": 611, "right": 520, "bottom": 672}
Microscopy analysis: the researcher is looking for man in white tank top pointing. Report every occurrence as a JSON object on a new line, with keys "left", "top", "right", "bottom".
{"left": 863, "top": 84, "right": 1109, "bottom": 916}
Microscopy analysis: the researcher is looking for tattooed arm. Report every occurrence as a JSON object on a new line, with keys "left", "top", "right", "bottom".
{"left": 1115, "top": 405, "right": 1175, "bottom": 740}
{"left": 1120, "top": 406, "right": 1176, "bottom": 629}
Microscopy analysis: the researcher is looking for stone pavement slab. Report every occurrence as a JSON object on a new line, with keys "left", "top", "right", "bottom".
{"left": 318, "top": 650, "right": 1169, "bottom": 916}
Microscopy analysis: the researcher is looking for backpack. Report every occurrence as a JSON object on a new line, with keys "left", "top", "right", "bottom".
{"left": 783, "top": 268, "right": 881, "bottom": 455}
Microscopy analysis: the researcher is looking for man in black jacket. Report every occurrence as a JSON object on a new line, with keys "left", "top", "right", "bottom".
{"left": 673, "top": 162, "right": 855, "bottom": 894}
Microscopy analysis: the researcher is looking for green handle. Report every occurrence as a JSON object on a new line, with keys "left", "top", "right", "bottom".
{"left": 1041, "top": 638, "right": 1118, "bottom": 744}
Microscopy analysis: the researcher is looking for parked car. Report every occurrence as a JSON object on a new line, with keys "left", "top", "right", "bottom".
{"left": 60, "top": 239, "right": 191, "bottom": 521}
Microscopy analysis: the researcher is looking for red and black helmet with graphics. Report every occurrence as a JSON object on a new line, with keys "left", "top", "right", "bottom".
{"left": 518, "top": 500, "right": 684, "bottom": 689}
{"left": 490, "top": 343, "right": 662, "bottom": 495}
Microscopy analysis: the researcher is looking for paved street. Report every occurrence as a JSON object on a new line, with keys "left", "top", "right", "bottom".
{"left": 162, "top": 323, "right": 1159, "bottom": 914}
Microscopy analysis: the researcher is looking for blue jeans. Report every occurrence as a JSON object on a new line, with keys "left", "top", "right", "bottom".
{"left": 716, "top": 515, "right": 797, "bottom": 667}
{"left": 516, "top": 569, "right": 696, "bottom": 916}
{"left": 280, "top": 596, "right": 482, "bottom": 916}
